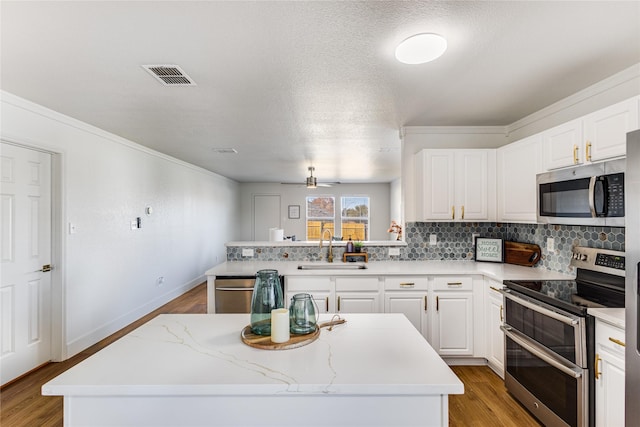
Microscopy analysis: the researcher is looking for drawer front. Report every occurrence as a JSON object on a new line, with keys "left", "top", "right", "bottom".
{"left": 384, "top": 276, "right": 428, "bottom": 291}
{"left": 433, "top": 276, "right": 472, "bottom": 291}
{"left": 596, "top": 320, "right": 626, "bottom": 356}
{"left": 335, "top": 277, "right": 380, "bottom": 292}
{"left": 286, "top": 277, "right": 332, "bottom": 292}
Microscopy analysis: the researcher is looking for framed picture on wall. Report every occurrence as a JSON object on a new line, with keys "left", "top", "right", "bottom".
{"left": 475, "top": 238, "right": 504, "bottom": 263}
{"left": 288, "top": 205, "right": 300, "bottom": 219}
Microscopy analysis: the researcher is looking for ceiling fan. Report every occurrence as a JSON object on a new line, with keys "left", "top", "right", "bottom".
{"left": 281, "top": 167, "right": 341, "bottom": 188}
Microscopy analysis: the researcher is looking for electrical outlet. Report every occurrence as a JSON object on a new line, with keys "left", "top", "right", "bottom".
{"left": 547, "top": 237, "right": 555, "bottom": 252}
{"left": 429, "top": 234, "right": 437, "bottom": 245}
{"left": 242, "top": 248, "right": 254, "bottom": 257}
{"left": 389, "top": 247, "right": 400, "bottom": 256}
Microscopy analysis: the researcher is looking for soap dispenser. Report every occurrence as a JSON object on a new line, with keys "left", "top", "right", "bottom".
{"left": 346, "top": 236, "right": 354, "bottom": 253}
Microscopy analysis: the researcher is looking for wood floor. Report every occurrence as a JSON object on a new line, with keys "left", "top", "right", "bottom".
{"left": 1, "top": 282, "right": 540, "bottom": 427}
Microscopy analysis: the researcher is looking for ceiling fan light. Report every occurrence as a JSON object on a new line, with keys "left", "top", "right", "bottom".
{"left": 306, "top": 176, "right": 317, "bottom": 189}
{"left": 395, "top": 33, "right": 447, "bottom": 65}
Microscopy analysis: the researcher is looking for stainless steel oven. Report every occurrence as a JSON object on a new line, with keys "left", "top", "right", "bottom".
{"left": 501, "top": 290, "right": 588, "bottom": 427}
{"left": 502, "top": 246, "right": 626, "bottom": 427}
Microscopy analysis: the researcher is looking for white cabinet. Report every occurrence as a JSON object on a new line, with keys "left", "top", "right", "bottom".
{"left": 416, "top": 149, "right": 495, "bottom": 221}
{"left": 286, "top": 276, "right": 334, "bottom": 313}
{"left": 384, "top": 277, "right": 429, "bottom": 339}
{"left": 542, "top": 118, "right": 584, "bottom": 169}
{"left": 543, "top": 97, "right": 638, "bottom": 170}
{"left": 584, "top": 97, "right": 638, "bottom": 162}
{"left": 497, "top": 134, "right": 543, "bottom": 222}
{"left": 484, "top": 279, "right": 504, "bottom": 378}
{"left": 431, "top": 277, "right": 474, "bottom": 356}
{"left": 336, "top": 277, "right": 382, "bottom": 313}
{"left": 595, "top": 319, "right": 625, "bottom": 427}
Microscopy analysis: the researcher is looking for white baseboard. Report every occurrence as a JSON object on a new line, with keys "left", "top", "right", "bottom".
{"left": 64, "top": 276, "right": 204, "bottom": 359}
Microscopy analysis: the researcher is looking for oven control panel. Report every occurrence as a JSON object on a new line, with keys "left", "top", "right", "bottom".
{"left": 570, "top": 246, "right": 625, "bottom": 276}
{"left": 595, "top": 253, "right": 625, "bottom": 270}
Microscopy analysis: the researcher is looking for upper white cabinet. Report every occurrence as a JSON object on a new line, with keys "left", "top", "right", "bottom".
{"left": 416, "top": 149, "right": 496, "bottom": 221}
{"left": 543, "top": 97, "right": 638, "bottom": 170}
{"left": 497, "top": 134, "right": 543, "bottom": 222}
{"left": 584, "top": 97, "right": 638, "bottom": 162}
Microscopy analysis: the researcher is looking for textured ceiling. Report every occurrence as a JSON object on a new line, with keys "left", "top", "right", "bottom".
{"left": 2, "top": 1, "right": 639, "bottom": 183}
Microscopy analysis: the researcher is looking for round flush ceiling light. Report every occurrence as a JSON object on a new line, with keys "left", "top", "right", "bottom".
{"left": 395, "top": 33, "right": 447, "bottom": 65}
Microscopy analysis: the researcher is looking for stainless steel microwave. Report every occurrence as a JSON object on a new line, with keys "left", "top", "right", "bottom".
{"left": 536, "top": 159, "right": 625, "bottom": 226}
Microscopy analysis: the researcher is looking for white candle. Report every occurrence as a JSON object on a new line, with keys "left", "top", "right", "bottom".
{"left": 270, "top": 308, "right": 290, "bottom": 343}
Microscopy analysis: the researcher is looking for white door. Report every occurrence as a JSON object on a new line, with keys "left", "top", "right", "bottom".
{"left": 1, "top": 143, "right": 52, "bottom": 385}
{"left": 253, "top": 194, "right": 281, "bottom": 241}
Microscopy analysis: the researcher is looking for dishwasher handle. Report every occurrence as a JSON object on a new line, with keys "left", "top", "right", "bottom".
{"left": 215, "top": 287, "right": 254, "bottom": 291}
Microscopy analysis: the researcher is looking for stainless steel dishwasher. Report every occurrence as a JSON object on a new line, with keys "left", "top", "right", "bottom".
{"left": 214, "top": 275, "right": 284, "bottom": 313}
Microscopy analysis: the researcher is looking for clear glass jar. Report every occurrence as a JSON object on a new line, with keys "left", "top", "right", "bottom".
{"left": 250, "top": 270, "right": 283, "bottom": 335}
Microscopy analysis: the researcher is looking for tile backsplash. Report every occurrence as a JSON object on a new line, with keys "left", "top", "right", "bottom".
{"left": 227, "top": 222, "right": 625, "bottom": 274}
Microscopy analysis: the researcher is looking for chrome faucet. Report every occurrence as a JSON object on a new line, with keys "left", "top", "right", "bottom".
{"left": 319, "top": 228, "right": 334, "bottom": 263}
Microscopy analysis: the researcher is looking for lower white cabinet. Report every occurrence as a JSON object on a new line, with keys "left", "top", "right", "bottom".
{"left": 286, "top": 276, "right": 335, "bottom": 313}
{"left": 431, "top": 277, "right": 474, "bottom": 356}
{"left": 336, "top": 277, "right": 382, "bottom": 313}
{"left": 384, "top": 277, "right": 429, "bottom": 339}
{"left": 485, "top": 279, "right": 505, "bottom": 378}
{"left": 595, "top": 319, "right": 625, "bottom": 427}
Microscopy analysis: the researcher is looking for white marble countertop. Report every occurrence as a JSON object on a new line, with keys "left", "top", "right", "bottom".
{"left": 206, "top": 260, "right": 574, "bottom": 283}
{"left": 42, "top": 313, "right": 464, "bottom": 397}
{"left": 588, "top": 308, "right": 626, "bottom": 329}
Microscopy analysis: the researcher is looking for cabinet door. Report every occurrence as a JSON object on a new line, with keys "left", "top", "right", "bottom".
{"left": 486, "top": 284, "right": 504, "bottom": 378}
{"left": 455, "top": 150, "right": 491, "bottom": 221}
{"left": 497, "top": 135, "right": 542, "bottom": 222}
{"left": 419, "top": 150, "right": 455, "bottom": 220}
{"left": 286, "top": 291, "right": 332, "bottom": 313}
{"left": 384, "top": 292, "right": 429, "bottom": 339}
{"left": 543, "top": 118, "right": 584, "bottom": 170}
{"left": 595, "top": 348, "right": 625, "bottom": 427}
{"left": 337, "top": 292, "right": 381, "bottom": 313}
{"left": 585, "top": 97, "right": 638, "bottom": 162}
{"left": 431, "top": 291, "right": 473, "bottom": 356}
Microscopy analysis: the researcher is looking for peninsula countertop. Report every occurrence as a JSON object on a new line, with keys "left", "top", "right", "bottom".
{"left": 206, "top": 260, "right": 575, "bottom": 282}
{"left": 43, "top": 313, "right": 463, "bottom": 427}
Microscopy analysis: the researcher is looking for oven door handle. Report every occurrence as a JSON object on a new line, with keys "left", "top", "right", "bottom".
{"left": 588, "top": 176, "right": 597, "bottom": 217}
{"left": 502, "top": 291, "right": 580, "bottom": 326}
{"left": 501, "top": 326, "right": 583, "bottom": 379}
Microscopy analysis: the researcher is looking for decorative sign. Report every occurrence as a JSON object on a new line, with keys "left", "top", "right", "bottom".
{"left": 288, "top": 205, "right": 301, "bottom": 219}
{"left": 475, "top": 238, "right": 504, "bottom": 263}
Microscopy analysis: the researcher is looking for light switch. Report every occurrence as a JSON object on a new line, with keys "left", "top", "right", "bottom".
{"left": 430, "top": 234, "right": 437, "bottom": 245}
{"left": 69, "top": 222, "right": 77, "bottom": 234}
{"left": 547, "top": 237, "right": 555, "bottom": 252}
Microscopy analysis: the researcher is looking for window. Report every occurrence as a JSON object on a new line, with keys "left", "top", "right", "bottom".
{"left": 306, "top": 196, "right": 335, "bottom": 241}
{"left": 341, "top": 196, "right": 369, "bottom": 241}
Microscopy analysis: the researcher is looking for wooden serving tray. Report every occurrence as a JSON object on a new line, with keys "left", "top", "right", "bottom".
{"left": 241, "top": 318, "right": 346, "bottom": 350}
{"left": 504, "top": 241, "right": 542, "bottom": 267}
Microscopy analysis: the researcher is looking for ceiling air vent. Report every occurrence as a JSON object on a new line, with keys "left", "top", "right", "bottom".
{"left": 142, "top": 65, "right": 196, "bottom": 86}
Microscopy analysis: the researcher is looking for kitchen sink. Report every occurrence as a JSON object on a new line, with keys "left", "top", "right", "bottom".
{"left": 297, "top": 264, "right": 367, "bottom": 270}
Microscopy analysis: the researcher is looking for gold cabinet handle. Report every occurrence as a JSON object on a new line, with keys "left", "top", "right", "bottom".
{"left": 325, "top": 296, "right": 329, "bottom": 312}
{"left": 490, "top": 286, "right": 501, "bottom": 292}
{"left": 337, "top": 296, "right": 341, "bottom": 312}
{"left": 436, "top": 295, "right": 439, "bottom": 312}
{"left": 573, "top": 144, "right": 579, "bottom": 164}
{"left": 400, "top": 282, "right": 415, "bottom": 288}
{"left": 586, "top": 141, "right": 592, "bottom": 161}
{"left": 461, "top": 205, "right": 465, "bottom": 220}
{"left": 595, "top": 353, "right": 602, "bottom": 380}
{"left": 451, "top": 206, "right": 455, "bottom": 220}
{"left": 609, "top": 337, "right": 626, "bottom": 347}
{"left": 500, "top": 305, "right": 503, "bottom": 323}
{"left": 447, "top": 282, "right": 463, "bottom": 287}
{"left": 424, "top": 295, "right": 428, "bottom": 311}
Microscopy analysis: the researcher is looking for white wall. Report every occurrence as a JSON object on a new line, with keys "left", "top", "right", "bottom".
{"left": 237, "top": 182, "right": 391, "bottom": 241}
{"left": 1, "top": 92, "right": 240, "bottom": 359}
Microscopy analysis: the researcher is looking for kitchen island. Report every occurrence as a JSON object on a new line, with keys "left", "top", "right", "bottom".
{"left": 42, "top": 313, "right": 463, "bottom": 427}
